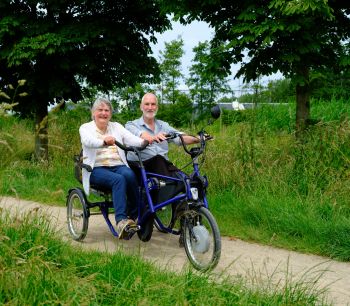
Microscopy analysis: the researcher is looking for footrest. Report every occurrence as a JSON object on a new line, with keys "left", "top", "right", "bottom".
{"left": 122, "top": 224, "right": 141, "bottom": 240}
{"left": 125, "top": 224, "right": 141, "bottom": 233}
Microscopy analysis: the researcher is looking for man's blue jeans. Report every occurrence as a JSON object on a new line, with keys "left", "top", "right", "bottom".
{"left": 90, "top": 165, "right": 138, "bottom": 223}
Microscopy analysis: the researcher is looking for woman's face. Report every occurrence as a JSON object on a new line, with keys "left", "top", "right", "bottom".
{"left": 93, "top": 102, "right": 112, "bottom": 127}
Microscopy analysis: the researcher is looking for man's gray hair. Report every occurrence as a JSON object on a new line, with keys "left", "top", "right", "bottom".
{"left": 141, "top": 92, "right": 158, "bottom": 104}
{"left": 91, "top": 98, "right": 113, "bottom": 120}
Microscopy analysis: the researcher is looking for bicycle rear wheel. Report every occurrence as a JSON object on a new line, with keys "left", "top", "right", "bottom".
{"left": 182, "top": 206, "right": 221, "bottom": 271}
{"left": 67, "top": 188, "right": 89, "bottom": 241}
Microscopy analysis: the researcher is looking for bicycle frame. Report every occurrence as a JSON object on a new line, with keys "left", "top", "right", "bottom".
{"left": 133, "top": 134, "right": 210, "bottom": 236}
{"left": 137, "top": 170, "right": 186, "bottom": 234}
{"left": 74, "top": 129, "right": 212, "bottom": 241}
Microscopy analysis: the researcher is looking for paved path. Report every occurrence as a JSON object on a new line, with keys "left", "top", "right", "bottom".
{"left": 1, "top": 196, "right": 350, "bottom": 305}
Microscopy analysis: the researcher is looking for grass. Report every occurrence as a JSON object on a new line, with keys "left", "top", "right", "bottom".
{"left": 209, "top": 190, "right": 350, "bottom": 259}
{"left": 1, "top": 100, "right": 350, "bottom": 262}
{"left": 0, "top": 208, "right": 329, "bottom": 305}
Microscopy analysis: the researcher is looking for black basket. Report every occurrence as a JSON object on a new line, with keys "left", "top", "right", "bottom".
{"left": 74, "top": 150, "right": 83, "bottom": 184}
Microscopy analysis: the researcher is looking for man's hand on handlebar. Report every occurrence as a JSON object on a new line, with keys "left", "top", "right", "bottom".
{"left": 196, "top": 130, "right": 213, "bottom": 141}
{"left": 139, "top": 131, "right": 211, "bottom": 146}
{"left": 153, "top": 132, "right": 168, "bottom": 143}
{"left": 140, "top": 131, "right": 167, "bottom": 144}
{"left": 181, "top": 134, "right": 200, "bottom": 145}
{"left": 203, "top": 132, "right": 213, "bottom": 141}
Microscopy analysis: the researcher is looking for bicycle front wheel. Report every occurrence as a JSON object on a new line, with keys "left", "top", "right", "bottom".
{"left": 182, "top": 206, "right": 221, "bottom": 271}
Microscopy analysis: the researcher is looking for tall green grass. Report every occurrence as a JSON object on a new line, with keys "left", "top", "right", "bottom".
{"left": 1, "top": 100, "right": 350, "bottom": 260}
{"left": 174, "top": 100, "right": 350, "bottom": 260}
{"left": 0, "top": 116, "right": 34, "bottom": 168}
{"left": 0, "top": 209, "right": 329, "bottom": 305}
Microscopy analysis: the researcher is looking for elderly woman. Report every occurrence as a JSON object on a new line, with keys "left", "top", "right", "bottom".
{"left": 79, "top": 97, "right": 146, "bottom": 239}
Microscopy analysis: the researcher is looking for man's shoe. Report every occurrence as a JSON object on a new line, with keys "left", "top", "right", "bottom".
{"left": 116, "top": 219, "right": 136, "bottom": 239}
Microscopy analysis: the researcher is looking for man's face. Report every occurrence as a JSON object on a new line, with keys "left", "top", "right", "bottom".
{"left": 141, "top": 96, "right": 158, "bottom": 120}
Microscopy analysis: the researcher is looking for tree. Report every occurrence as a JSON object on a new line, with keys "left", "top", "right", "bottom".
{"left": 187, "top": 41, "right": 231, "bottom": 114}
{"left": 0, "top": 1, "right": 170, "bottom": 160}
{"left": 238, "top": 78, "right": 295, "bottom": 104}
{"left": 160, "top": 0, "right": 350, "bottom": 135}
{"left": 159, "top": 37, "right": 185, "bottom": 104}
{"left": 310, "top": 43, "right": 350, "bottom": 100}
{"left": 267, "top": 79, "right": 295, "bottom": 103}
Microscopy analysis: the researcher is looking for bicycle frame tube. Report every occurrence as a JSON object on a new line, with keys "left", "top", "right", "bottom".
{"left": 137, "top": 168, "right": 192, "bottom": 223}
{"left": 191, "top": 156, "right": 209, "bottom": 208}
{"left": 134, "top": 134, "right": 211, "bottom": 229}
{"left": 138, "top": 167, "right": 209, "bottom": 226}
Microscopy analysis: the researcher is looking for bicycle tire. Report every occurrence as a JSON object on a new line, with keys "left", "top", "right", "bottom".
{"left": 182, "top": 206, "right": 221, "bottom": 271}
{"left": 137, "top": 215, "right": 154, "bottom": 242}
{"left": 67, "top": 188, "right": 89, "bottom": 241}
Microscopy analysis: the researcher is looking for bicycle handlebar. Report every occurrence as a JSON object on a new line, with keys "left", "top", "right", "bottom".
{"left": 79, "top": 140, "right": 149, "bottom": 173}
{"left": 164, "top": 132, "right": 182, "bottom": 141}
{"left": 114, "top": 139, "right": 149, "bottom": 152}
{"left": 165, "top": 130, "right": 212, "bottom": 157}
{"left": 113, "top": 130, "right": 211, "bottom": 161}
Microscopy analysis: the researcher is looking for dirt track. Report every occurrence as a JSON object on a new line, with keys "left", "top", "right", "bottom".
{"left": 1, "top": 196, "right": 350, "bottom": 305}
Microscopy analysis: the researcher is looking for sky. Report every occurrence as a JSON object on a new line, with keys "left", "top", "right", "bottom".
{"left": 151, "top": 20, "right": 282, "bottom": 97}
{"left": 151, "top": 20, "right": 215, "bottom": 77}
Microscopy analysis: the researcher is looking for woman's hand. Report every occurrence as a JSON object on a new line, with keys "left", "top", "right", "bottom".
{"left": 103, "top": 135, "right": 115, "bottom": 146}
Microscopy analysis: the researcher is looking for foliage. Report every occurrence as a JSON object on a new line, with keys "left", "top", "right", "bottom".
{"left": 208, "top": 107, "right": 350, "bottom": 260}
{"left": 0, "top": 1, "right": 170, "bottom": 112}
{"left": 187, "top": 41, "right": 231, "bottom": 114}
{"left": 0, "top": 80, "right": 31, "bottom": 165}
{"left": 159, "top": 37, "right": 185, "bottom": 104}
{"left": 2, "top": 101, "right": 350, "bottom": 261}
{"left": 310, "top": 68, "right": 350, "bottom": 100}
{"left": 0, "top": 1, "right": 169, "bottom": 113}
{"left": 116, "top": 92, "right": 194, "bottom": 127}
{"left": 113, "top": 84, "right": 151, "bottom": 113}
{"left": 160, "top": 0, "right": 350, "bottom": 130}
{"left": 265, "top": 79, "right": 295, "bottom": 103}
{"left": 238, "top": 78, "right": 295, "bottom": 104}
{"left": 0, "top": 0, "right": 171, "bottom": 159}
{"left": 0, "top": 211, "right": 327, "bottom": 305}
{"left": 157, "top": 93, "right": 194, "bottom": 127}
{"left": 0, "top": 79, "right": 27, "bottom": 115}
{"left": 0, "top": 115, "right": 34, "bottom": 170}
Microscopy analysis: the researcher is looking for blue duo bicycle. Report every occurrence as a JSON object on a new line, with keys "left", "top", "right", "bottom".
{"left": 66, "top": 106, "right": 221, "bottom": 271}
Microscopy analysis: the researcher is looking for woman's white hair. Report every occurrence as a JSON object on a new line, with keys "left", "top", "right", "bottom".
{"left": 91, "top": 98, "right": 113, "bottom": 120}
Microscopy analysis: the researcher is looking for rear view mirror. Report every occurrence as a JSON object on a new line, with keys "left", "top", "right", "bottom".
{"left": 210, "top": 105, "right": 221, "bottom": 119}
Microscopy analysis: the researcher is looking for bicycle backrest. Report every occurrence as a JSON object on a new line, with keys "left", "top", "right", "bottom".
{"left": 73, "top": 149, "right": 83, "bottom": 184}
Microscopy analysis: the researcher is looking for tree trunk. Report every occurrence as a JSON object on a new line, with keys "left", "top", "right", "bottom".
{"left": 295, "top": 66, "right": 310, "bottom": 138}
{"left": 34, "top": 105, "right": 48, "bottom": 161}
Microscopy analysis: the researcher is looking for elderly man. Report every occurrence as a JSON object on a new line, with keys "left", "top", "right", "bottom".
{"left": 125, "top": 92, "right": 199, "bottom": 174}
{"left": 125, "top": 92, "right": 199, "bottom": 202}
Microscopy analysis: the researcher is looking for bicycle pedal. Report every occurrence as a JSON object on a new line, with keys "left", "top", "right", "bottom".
{"left": 125, "top": 225, "right": 140, "bottom": 233}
